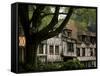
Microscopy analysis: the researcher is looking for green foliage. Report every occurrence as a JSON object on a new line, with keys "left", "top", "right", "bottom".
{"left": 36, "top": 62, "right": 62, "bottom": 71}
{"left": 39, "top": 15, "right": 53, "bottom": 31}
{"left": 71, "top": 8, "right": 96, "bottom": 31}
{"left": 24, "top": 59, "right": 84, "bottom": 71}
{"left": 43, "top": 63, "right": 62, "bottom": 70}
{"left": 28, "top": 5, "right": 96, "bottom": 32}
{"left": 28, "top": 5, "right": 36, "bottom": 20}
{"left": 36, "top": 59, "right": 84, "bottom": 71}
{"left": 61, "top": 59, "right": 85, "bottom": 70}
{"left": 38, "top": 6, "right": 54, "bottom": 31}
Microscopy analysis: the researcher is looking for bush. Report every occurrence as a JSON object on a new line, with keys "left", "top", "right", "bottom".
{"left": 61, "top": 59, "right": 85, "bottom": 70}
{"left": 37, "top": 63, "right": 62, "bottom": 71}
{"left": 37, "top": 59, "right": 85, "bottom": 71}
{"left": 45, "top": 63, "right": 62, "bottom": 70}
{"left": 23, "top": 59, "right": 84, "bottom": 71}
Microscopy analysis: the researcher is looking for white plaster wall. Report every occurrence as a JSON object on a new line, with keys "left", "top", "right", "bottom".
{"left": 47, "top": 55, "right": 63, "bottom": 62}
{"left": 47, "top": 37, "right": 62, "bottom": 45}
{"left": 46, "top": 37, "right": 63, "bottom": 62}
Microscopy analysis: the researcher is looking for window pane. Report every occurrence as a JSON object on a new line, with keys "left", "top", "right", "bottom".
{"left": 76, "top": 48, "right": 80, "bottom": 56}
{"left": 68, "top": 32, "right": 71, "bottom": 37}
{"left": 49, "top": 45, "right": 53, "bottom": 55}
{"left": 82, "top": 48, "right": 85, "bottom": 56}
{"left": 45, "top": 45, "right": 47, "bottom": 54}
{"left": 55, "top": 46, "right": 59, "bottom": 55}
{"left": 82, "top": 35, "right": 85, "bottom": 42}
{"left": 90, "top": 48, "right": 93, "bottom": 56}
{"left": 67, "top": 42, "right": 74, "bottom": 52}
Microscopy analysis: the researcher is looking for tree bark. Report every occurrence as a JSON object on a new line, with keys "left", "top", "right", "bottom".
{"left": 25, "top": 39, "right": 39, "bottom": 71}
{"left": 19, "top": 4, "right": 39, "bottom": 70}
{"left": 31, "top": 42, "right": 38, "bottom": 70}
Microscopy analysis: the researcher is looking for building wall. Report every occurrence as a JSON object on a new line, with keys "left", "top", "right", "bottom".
{"left": 76, "top": 42, "right": 96, "bottom": 68}
{"left": 37, "top": 33, "right": 77, "bottom": 62}
{"left": 37, "top": 32, "right": 96, "bottom": 68}
{"left": 62, "top": 40, "right": 76, "bottom": 57}
{"left": 76, "top": 43, "right": 96, "bottom": 60}
{"left": 46, "top": 35, "right": 63, "bottom": 62}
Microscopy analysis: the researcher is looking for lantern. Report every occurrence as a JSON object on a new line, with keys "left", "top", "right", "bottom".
{"left": 19, "top": 36, "right": 26, "bottom": 47}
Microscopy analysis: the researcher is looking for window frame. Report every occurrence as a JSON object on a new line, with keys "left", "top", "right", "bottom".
{"left": 55, "top": 45, "right": 59, "bottom": 55}
{"left": 67, "top": 42, "right": 74, "bottom": 52}
{"left": 49, "top": 45, "right": 54, "bottom": 55}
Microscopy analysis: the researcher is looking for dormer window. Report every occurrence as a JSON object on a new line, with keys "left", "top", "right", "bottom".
{"left": 68, "top": 31, "right": 71, "bottom": 37}
{"left": 87, "top": 36, "right": 90, "bottom": 42}
{"left": 62, "top": 29, "right": 72, "bottom": 37}
{"left": 62, "top": 29, "right": 68, "bottom": 37}
{"left": 90, "top": 37, "right": 96, "bottom": 44}
{"left": 82, "top": 35, "right": 85, "bottom": 42}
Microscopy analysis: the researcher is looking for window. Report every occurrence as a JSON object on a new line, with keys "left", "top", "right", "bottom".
{"left": 87, "top": 36, "right": 90, "bottom": 42}
{"left": 90, "top": 48, "right": 93, "bottom": 56}
{"left": 49, "top": 45, "right": 53, "bottom": 55}
{"left": 55, "top": 46, "right": 59, "bottom": 55}
{"left": 68, "top": 32, "right": 71, "bottom": 37}
{"left": 76, "top": 48, "right": 80, "bottom": 56}
{"left": 45, "top": 45, "right": 47, "bottom": 54}
{"left": 82, "top": 48, "right": 85, "bottom": 56}
{"left": 90, "top": 37, "right": 92, "bottom": 43}
{"left": 82, "top": 35, "right": 85, "bottom": 42}
{"left": 90, "top": 37, "right": 96, "bottom": 44}
{"left": 39, "top": 44, "right": 43, "bottom": 54}
{"left": 78, "top": 35, "right": 82, "bottom": 41}
{"left": 62, "top": 30, "right": 68, "bottom": 37}
{"left": 67, "top": 42, "right": 74, "bottom": 52}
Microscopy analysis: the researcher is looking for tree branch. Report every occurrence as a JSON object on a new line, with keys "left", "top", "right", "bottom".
{"left": 29, "top": 5, "right": 45, "bottom": 26}
{"left": 37, "top": 6, "right": 60, "bottom": 37}
{"left": 41, "top": 7, "right": 74, "bottom": 41}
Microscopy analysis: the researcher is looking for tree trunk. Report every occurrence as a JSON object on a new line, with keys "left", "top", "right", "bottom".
{"left": 31, "top": 43, "right": 38, "bottom": 70}
{"left": 25, "top": 38, "right": 39, "bottom": 71}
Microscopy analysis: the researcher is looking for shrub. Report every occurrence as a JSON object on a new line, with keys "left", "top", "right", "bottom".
{"left": 61, "top": 59, "right": 85, "bottom": 70}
